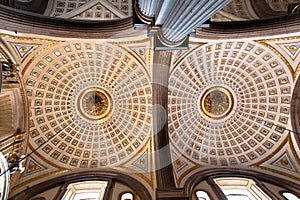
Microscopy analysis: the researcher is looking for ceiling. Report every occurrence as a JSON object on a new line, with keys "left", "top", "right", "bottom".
{"left": 0, "top": 0, "right": 300, "bottom": 199}
{"left": 1, "top": 0, "right": 298, "bottom": 21}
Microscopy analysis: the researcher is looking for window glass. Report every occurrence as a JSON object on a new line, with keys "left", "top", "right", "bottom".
{"left": 283, "top": 192, "right": 300, "bottom": 200}
{"left": 0, "top": 152, "right": 10, "bottom": 200}
{"left": 214, "top": 177, "right": 272, "bottom": 200}
{"left": 61, "top": 181, "right": 108, "bottom": 200}
{"left": 121, "top": 193, "right": 133, "bottom": 200}
{"left": 196, "top": 190, "right": 210, "bottom": 200}
{"left": 223, "top": 189, "right": 253, "bottom": 200}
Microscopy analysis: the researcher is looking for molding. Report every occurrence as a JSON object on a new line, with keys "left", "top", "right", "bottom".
{"left": 290, "top": 74, "right": 300, "bottom": 147}
{"left": 8, "top": 170, "right": 152, "bottom": 200}
{"left": 0, "top": 5, "right": 136, "bottom": 39}
{"left": 184, "top": 168, "right": 300, "bottom": 197}
{"left": 56, "top": 179, "right": 113, "bottom": 200}
{"left": 250, "top": 0, "right": 284, "bottom": 18}
{"left": 154, "top": 31, "right": 189, "bottom": 50}
{"left": 196, "top": 12, "right": 300, "bottom": 39}
{"left": 59, "top": 0, "right": 127, "bottom": 19}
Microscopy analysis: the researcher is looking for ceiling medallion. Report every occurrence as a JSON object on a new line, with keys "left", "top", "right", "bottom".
{"left": 76, "top": 87, "right": 113, "bottom": 122}
{"left": 199, "top": 86, "right": 234, "bottom": 120}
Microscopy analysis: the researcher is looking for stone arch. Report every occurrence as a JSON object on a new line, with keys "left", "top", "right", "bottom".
{"left": 9, "top": 170, "right": 152, "bottom": 200}
{"left": 184, "top": 168, "right": 300, "bottom": 198}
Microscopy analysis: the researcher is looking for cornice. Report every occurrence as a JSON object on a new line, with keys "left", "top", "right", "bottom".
{"left": 196, "top": 12, "right": 300, "bottom": 39}
{"left": 0, "top": 5, "right": 137, "bottom": 39}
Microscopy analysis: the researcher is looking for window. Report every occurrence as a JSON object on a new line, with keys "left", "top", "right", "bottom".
{"left": 62, "top": 181, "right": 108, "bottom": 200}
{"left": 121, "top": 192, "right": 133, "bottom": 200}
{"left": 196, "top": 191, "right": 210, "bottom": 200}
{"left": 0, "top": 152, "right": 10, "bottom": 200}
{"left": 283, "top": 192, "right": 300, "bottom": 200}
{"left": 214, "top": 177, "right": 272, "bottom": 200}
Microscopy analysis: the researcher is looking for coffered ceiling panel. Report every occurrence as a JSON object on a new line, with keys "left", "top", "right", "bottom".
{"left": 23, "top": 41, "right": 152, "bottom": 169}
{"left": 44, "top": 0, "right": 132, "bottom": 20}
{"left": 266, "top": 0, "right": 300, "bottom": 11}
{"left": 168, "top": 40, "right": 293, "bottom": 166}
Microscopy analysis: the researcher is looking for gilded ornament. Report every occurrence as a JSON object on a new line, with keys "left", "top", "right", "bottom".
{"left": 200, "top": 87, "right": 234, "bottom": 119}
{"left": 77, "top": 87, "right": 113, "bottom": 122}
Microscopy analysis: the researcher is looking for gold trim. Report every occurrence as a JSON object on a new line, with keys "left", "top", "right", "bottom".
{"left": 76, "top": 87, "right": 113, "bottom": 122}
{"left": 255, "top": 39, "right": 295, "bottom": 80}
{"left": 133, "top": 1, "right": 153, "bottom": 25}
{"left": 170, "top": 145, "right": 204, "bottom": 186}
{"left": 199, "top": 86, "right": 234, "bottom": 120}
{"left": 176, "top": 164, "right": 202, "bottom": 187}
{"left": 251, "top": 135, "right": 290, "bottom": 167}
{"left": 169, "top": 43, "right": 206, "bottom": 75}
{"left": 292, "top": 4, "right": 300, "bottom": 13}
{"left": 118, "top": 138, "right": 154, "bottom": 188}
{"left": 156, "top": 28, "right": 188, "bottom": 48}
{"left": 11, "top": 169, "right": 70, "bottom": 192}
{"left": 251, "top": 135, "right": 300, "bottom": 181}
{"left": 20, "top": 41, "right": 61, "bottom": 75}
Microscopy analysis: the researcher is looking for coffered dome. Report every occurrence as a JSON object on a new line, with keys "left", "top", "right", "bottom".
{"left": 168, "top": 41, "right": 293, "bottom": 165}
{"left": 24, "top": 42, "right": 152, "bottom": 168}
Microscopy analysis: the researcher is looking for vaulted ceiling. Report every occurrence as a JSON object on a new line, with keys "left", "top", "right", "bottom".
{"left": 0, "top": 0, "right": 300, "bottom": 199}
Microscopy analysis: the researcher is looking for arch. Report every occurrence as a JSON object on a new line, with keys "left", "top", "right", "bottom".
{"left": 214, "top": 177, "right": 272, "bottom": 200}
{"left": 120, "top": 192, "right": 134, "bottom": 200}
{"left": 0, "top": 152, "right": 10, "bottom": 200}
{"left": 291, "top": 74, "right": 300, "bottom": 146}
{"left": 9, "top": 171, "right": 152, "bottom": 200}
{"left": 184, "top": 168, "right": 300, "bottom": 198}
{"left": 249, "top": 0, "right": 284, "bottom": 18}
{"left": 195, "top": 12, "right": 300, "bottom": 40}
{"left": 61, "top": 181, "right": 109, "bottom": 200}
{"left": 281, "top": 191, "right": 300, "bottom": 200}
{"left": 0, "top": 4, "right": 137, "bottom": 39}
{"left": 30, "top": 198, "right": 46, "bottom": 200}
{"left": 195, "top": 190, "right": 211, "bottom": 200}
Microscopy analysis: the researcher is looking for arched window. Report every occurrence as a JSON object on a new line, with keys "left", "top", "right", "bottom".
{"left": 61, "top": 181, "right": 108, "bottom": 200}
{"left": 0, "top": 152, "right": 10, "bottom": 200}
{"left": 283, "top": 192, "right": 300, "bottom": 200}
{"left": 121, "top": 192, "right": 133, "bottom": 200}
{"left": 196, "top": 190, "right": 210, "bottom": 200}
{"left": 214, "top": 177, "right": 272, "bottom": 200}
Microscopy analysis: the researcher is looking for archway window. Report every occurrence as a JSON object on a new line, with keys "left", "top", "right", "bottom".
{"left": 214, "top": 177, "right": 272, "bottom": 200}
{"left": 196, "top": 191, "right": 210, "bottom": 200}
{"left": 61, "top": 181, "right": 108, "bottom": 200}
{"left": 283, "top": 192, "right": 300, "bottom": 200}
{"left": 121, "top": 192, "right": 133, "bottom": 200}
{"left": 0, "top": 152, "right": 10, "bottom": 200}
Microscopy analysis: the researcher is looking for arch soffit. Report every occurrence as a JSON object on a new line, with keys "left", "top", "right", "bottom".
{"left": 184, "top": 168, "right": 300, "bottom": 197}
{"left": 10, "top": 170, "right": 152, "bottom": 200}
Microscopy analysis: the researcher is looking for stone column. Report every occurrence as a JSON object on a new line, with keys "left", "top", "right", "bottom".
{"left": 161, "top": 0, "right": 232, "bottom": 43}
{"left": 152, "top": 50, "right": 175, "bottom": 189}
{"left": 152, "top": 51, "right": 189, "bottom": 199}
{"left": 135, "top": 0, "right": 232, "bottom": 48}
{"left": 138, "top": 0, "right": 162, "bottom": 17}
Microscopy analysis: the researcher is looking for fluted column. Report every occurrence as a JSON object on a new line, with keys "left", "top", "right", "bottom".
{"left": 134, "top": 0, "right": 232, "bottom": 48}
{"left": 161, "top": 0, "right": 232, "bottom": 43}
{"left": 155, "top": 0, "right": 177, "bottom": 25}
{"left": 138, "top": 0, "right": 162, "bottom": 17}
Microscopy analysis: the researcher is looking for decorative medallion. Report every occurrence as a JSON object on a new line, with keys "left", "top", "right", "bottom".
{"left": 26, "top": 160, "right": 42, "bottom": 174}
{"left": 199, "top": 86, "right": 234, "bottom": 120}
{"left": 15, "top": 45, "right": 33, "bottom": 58}
{"left": 76, "top": 87, "right": 113, "bottom": 122}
